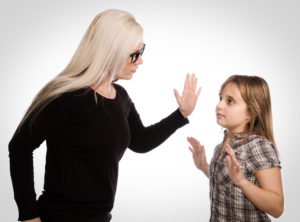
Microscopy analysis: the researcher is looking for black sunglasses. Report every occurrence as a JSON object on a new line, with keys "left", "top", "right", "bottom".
{"left": 129, "top": 43, "right": 146, "bottom": 63}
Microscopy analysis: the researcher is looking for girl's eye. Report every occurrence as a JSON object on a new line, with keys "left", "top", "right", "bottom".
{"left": 226, "top": 99, "right": 233, "bottom": 104}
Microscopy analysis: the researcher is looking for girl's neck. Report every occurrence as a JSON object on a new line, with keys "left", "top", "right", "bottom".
{"left": 222, "top": 130, "right": 244, "bottom": 150}
{"left": 226, "top": 130, "right": 245, "bottom": 140}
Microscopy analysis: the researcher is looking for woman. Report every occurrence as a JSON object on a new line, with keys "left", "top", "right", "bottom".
{"left": 9, "top": 9, "right": 200, "bottom": 222}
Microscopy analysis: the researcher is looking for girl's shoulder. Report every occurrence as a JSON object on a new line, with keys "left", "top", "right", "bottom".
{"left": 237, "top": 135, "right": 275, "bottom": 155}
{"left": 245, "top": 135, "right": 281, "bottom": 170}
{"left": 246, "top": 134, "right": 279, "bottom": 157}
{"left": 247, "top": 134, "right": 271, "bottom": 145}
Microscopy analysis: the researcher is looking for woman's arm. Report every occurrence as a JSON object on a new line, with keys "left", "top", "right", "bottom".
{"left": 128, "top": 106, "right": 189, "bottom": 152}
{"left": 225, "top": 145, "right": 284, "bottom": 218}
{"left": 128, "top": 73, "right": 200, "bottom": 153}
{"left": 9, "top": 93, "right": 74, "bottom": 221}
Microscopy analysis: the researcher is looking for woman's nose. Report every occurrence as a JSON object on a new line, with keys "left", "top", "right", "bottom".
{"left": 136, "top": 56, "right": 143, "bottom": 65}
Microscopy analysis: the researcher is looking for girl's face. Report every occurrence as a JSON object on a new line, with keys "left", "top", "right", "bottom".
{"left": 116, "top": 42, "right": 144, "bottom": 80}
{"left": 216, "top": 83, "right": 250, "bottom": 135}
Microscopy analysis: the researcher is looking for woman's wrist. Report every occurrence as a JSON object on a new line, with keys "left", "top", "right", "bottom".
{"left": 178, "top": 108, "right": 188, "bottom": 118}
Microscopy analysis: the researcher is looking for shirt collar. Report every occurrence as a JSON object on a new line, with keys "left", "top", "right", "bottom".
{"left": 223, "top": 129, "right": 248, "bottom": 148}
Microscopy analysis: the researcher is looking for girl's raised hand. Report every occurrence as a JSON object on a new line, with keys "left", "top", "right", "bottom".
{"left": 225, "top": 145, "right": 247, "bottom": 187}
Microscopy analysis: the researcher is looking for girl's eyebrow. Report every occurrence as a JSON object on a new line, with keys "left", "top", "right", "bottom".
{"left": 226, "top": 95, "right": 236, "bottom": 103}
{"left": 219, "top": 93, "right": 235, "bottom": 101}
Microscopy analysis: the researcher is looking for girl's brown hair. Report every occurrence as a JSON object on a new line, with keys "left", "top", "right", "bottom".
{"left": 220, "top": 75, "right": 276, "bottom": 149}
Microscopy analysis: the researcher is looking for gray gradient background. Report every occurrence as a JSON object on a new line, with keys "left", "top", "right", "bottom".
{"left": 1, "top": 0, "right": 299, "bottom": 221}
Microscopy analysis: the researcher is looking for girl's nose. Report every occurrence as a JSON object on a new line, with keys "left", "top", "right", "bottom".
{"left": 216, "top": 100, "right": 223, "bottom": 111}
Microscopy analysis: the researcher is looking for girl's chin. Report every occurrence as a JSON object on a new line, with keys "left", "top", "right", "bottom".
{"left": 216, "top": 120, "right": 225, "bottom": 128}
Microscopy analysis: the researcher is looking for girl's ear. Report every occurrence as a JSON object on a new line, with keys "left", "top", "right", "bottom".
{"left": 245, "top": 110, "right": 251, "bottom": 122}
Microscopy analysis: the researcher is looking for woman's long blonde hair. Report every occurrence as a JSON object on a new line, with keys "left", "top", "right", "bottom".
{"left": 220, "top": 75, "right": 277, "bottom": 149}
{"left": 19, "top": 9, "right": 143, "bottom": 127}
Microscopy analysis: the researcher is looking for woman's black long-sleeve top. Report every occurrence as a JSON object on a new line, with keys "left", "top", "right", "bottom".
{"left": 9, "top": 84, "right": 189, "bottom": 221}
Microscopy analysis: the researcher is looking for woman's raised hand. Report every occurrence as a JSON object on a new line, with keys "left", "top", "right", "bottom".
{"left": 174, "top": 73, "right": 201, "bottom": 118}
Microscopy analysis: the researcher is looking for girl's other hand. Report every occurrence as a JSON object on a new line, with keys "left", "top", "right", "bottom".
{"left": 225, "top": 145, "right": 247, "bottom": 187}
{"left": 187, "top": 136, "right": 209, "bottom": 177}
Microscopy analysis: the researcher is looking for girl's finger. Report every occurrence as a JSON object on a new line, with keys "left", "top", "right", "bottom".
{"left": 225, "top": 145, "right": 239, "bottom": 166}
{"left": 226, "top": 155, "right": 234, "bottom": 169}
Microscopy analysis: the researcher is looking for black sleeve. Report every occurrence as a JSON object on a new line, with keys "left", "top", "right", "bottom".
{"left": 8, "top": 94, "right": 73, "bottom": 221}
{"left": 128, "top": 103, "right": 189, "bottom": 153}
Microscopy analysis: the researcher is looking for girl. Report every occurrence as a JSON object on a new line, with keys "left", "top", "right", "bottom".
{"left": 188, "top": 75, "right": 284, "bottom": 221}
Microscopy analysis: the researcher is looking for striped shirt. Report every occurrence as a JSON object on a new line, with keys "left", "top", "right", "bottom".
{"left": 209, "top": 132, "right": 281, "bottom": 221}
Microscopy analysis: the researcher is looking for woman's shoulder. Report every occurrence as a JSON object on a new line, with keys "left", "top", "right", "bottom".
{"left": 57, "top": 88, "right": 93, "bottom": 102}
{"left": 113, "top": 83, "right": 131, "bottom": 99}
{"left": 113, "top": 83, "right": 127, "bottom": 93}
{"left": 63, "top": 87, "right": 93, "bottom": 97}
{"left": 47, "top": 88, "right": 95, "bottom": 111}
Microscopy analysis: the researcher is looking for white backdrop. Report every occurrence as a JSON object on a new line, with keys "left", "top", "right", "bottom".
{"left": 1, "top": 0, "right": 299, "bottom": 221}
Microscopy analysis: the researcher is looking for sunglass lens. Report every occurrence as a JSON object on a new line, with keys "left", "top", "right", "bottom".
{"left": 130, "top": 44, "right": 145, "bottom": 63}
{"left": 132, "top": 52, "right": 140, "bottom": 63}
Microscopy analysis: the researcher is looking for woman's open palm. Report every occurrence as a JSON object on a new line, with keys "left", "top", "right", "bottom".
{"left": 174, "top": 73, "right": 201, "bottom": 118}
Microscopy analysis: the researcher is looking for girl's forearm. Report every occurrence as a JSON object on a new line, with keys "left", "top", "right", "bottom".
{"left": 238, "top": 180, "right": 284, "bottom": 218}
{"left": 202, "top": 164, "right": 209, "bottom": 178}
